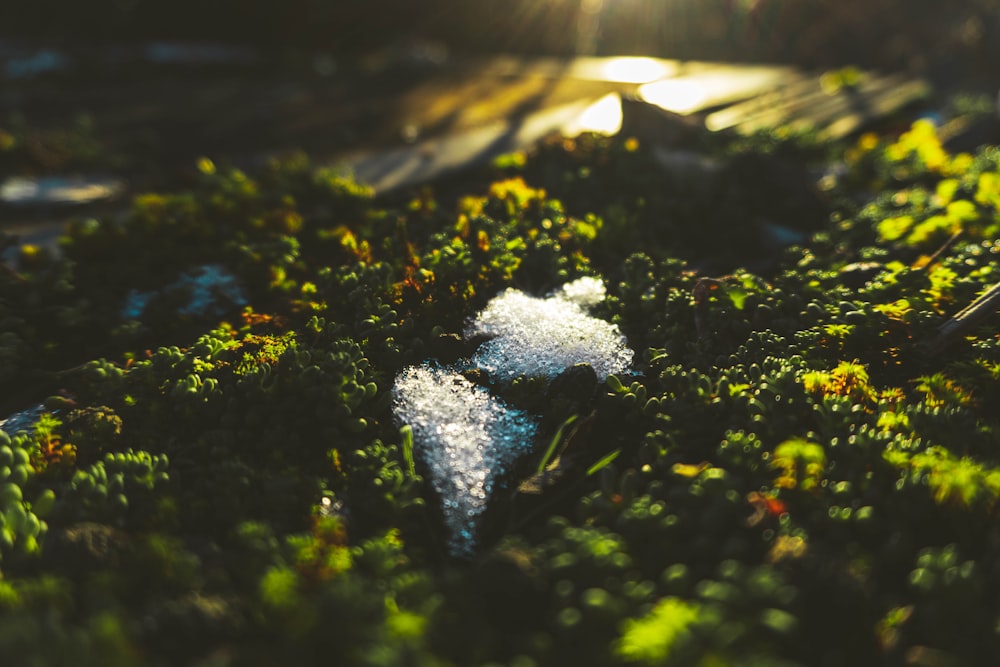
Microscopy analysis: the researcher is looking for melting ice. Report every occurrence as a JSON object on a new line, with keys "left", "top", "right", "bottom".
{"left": 467, "top": 276, "right": 632, "bottom": 383}
{"left": 392, "top": 365, "right": 537, "bottom": 557}
{"left": 392, "top": 277, "right": 634, "bottom": 556}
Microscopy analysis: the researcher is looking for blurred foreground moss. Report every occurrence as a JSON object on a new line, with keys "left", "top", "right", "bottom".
{"left": 1, "top": 123, "right": 1000, "bottom": 665}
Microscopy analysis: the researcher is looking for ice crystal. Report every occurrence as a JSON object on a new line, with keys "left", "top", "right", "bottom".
{"left": 392, "top": 277, "right": 632, "bottom": 556}
{"left": 392, "top": 364, "right": 537, "bottom": 556}
{"left": 467, "top": 278, "right": 632, "bottom": 382}
{"left": 557, "top": 275, "right": 607, "bottom": 307}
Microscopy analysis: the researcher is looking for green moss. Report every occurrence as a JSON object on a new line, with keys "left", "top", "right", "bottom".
{"left": 1, "top": 119, "right": 1000, "bottom": 664}
{"left": 616, "top": 597, "right": 699, "bottom": 664}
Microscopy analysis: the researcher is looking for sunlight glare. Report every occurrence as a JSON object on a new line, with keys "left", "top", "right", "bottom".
{"left": 639, "top": 67, "right": 795, "bottom": 115}
{"left": 600, "top": 57, "right": 675, "bottom": 84}
{"left": 567, "top": 93, "right": 623, "bottom": 136}
{"left": 638, "top": 80, "right": 707, "bottom": 114}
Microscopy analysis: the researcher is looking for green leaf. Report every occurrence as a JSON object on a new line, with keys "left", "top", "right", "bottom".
{"left": 400, "top": 425, "right": 416, "bottom": 478}
{"left": 537, "top": 415, "right": 579, "bottom": 475}
{"left": 587, "top": 449, "right": 621, "bottom": 476}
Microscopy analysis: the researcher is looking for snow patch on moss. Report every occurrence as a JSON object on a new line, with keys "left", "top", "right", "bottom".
{"left": 391, "top": 364, "right": 537, "bottom": 557}
{"left": 121, "top": 264, "right": 247, "bottom": 320}
{"left": 392, "top": 277, "right": 632, "bottom": 556}
{"left": 467, "top": 277, "right": 632, "bottom": 382}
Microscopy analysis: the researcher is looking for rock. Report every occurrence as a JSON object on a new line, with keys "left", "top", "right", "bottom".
{"left": 43, "top": 522, "right": 132, "bottom": 575}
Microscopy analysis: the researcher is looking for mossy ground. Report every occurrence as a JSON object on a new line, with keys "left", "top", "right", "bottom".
{"left": 1, "top": 114, "right": 1000, "bottom": 666}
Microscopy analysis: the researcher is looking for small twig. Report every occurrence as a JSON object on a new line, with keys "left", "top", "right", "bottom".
{"left": 912, "top": 230, "right": 963, "bottom": 270}
{"left": 923, "top": 281, "right": 1000, "bottom": 354}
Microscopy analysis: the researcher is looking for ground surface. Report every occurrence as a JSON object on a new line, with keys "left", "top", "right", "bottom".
{"left": 1, "top": 12, "right": 1000, "bottom": 667}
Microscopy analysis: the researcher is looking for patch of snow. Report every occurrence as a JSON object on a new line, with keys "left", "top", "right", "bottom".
{"left": 467, "top": 279, "right": 632, "bottom": 383}
{"left": 176, "top": 265, "right": 247, "bottom": 316}
{"left": 557, "top": 275, "right": 607, "bottom": 308}
{"left": 392, "top": 364, "right": 538, "bottom": 557}
{"left": 392, "top": 278, "right": 633, "bottom": 556}
{"left": 121, "top": 291, "right": 154, "bottom": 320}
{"left": 0, "top": 175, "right": 124, "bottom": 207}
{"left": 121, "top": 264, "right": 247, "bottom": 320}
{"left": 0, "top": 403, "right": 47, "bottom": 436}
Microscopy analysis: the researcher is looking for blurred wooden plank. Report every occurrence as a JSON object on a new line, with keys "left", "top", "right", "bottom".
{"left": 781, "top": 75, "right": 925, "bottom": 135}
{"left": 334, "top": 94, "right": 620, "bottom": 193}
{"left": 479, "top": 56, "right": 681, "bottom": 84}
{"left": 0, "top": 50, "right": 934, "bottom": 215}
{"left": 380, "top": 70, "right": 621, "bottom": 142}
{"left": 705, "top": 72, "right": 929, "bottom": 137}
{"left": 816, "top": 78, "right": 931, "bottom": 140}
{"left": 411, "top": 58, "right": 931, "bottom": 182}
{"left": 719, "top": 74, "right": 902, "bottom": 134}
{"left": 705, "top": 77, "right": 831, "bottom": 132}
{"left": 636, "top": 64, "right": 802, "bottom": 115}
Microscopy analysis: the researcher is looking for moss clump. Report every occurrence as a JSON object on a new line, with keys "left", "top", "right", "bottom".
{"left": 1, "top": 121, "right": 999, "bottom": 665}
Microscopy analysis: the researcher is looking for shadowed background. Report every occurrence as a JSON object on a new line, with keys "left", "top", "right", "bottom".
{"left": 3, "top": 0, "right": 1000, "bottom": 75}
